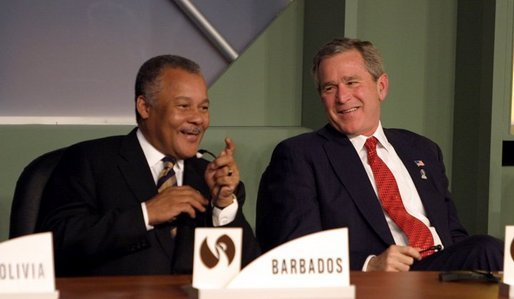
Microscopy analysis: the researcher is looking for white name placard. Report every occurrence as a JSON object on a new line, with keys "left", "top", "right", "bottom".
{"left": 500, "top": 226, "right": 514, "bottom": 298}
{"left": 228, "top": 228, "right": 350, "bottom": 289}
{"left": 192, "top": 228, "right": 242, "bottom": 289}
{"left": 505, "top": 226, "right": 514, "bottom": 284}
{"left": 192, "top": 228, "right": 354, "bottom": 299}
{"left": 0, "top": 232, "right": 59, "bottom": 299}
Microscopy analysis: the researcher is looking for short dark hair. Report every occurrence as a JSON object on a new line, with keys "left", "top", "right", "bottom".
{"left": 134, "top": 55, "right": 201, "bottom": 122}
{"left": 311, "top": 38, "right": 385, "bottom": 93}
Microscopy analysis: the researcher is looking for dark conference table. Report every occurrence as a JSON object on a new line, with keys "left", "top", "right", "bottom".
{"left": 55, "top": 271, "right": 506, "bottom": 299}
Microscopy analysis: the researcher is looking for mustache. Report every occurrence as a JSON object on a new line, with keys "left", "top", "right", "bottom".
{"left": 181, "top": 127, "right": 204, "bottom": 134}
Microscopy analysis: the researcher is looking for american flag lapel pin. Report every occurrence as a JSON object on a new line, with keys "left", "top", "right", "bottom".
{"left": 414, "top": 160, "right": 428, "bottom": 180}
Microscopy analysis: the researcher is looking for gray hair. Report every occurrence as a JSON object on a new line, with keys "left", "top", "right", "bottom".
{"left": 134, "top": 55, "right": 201, "bottom": 122}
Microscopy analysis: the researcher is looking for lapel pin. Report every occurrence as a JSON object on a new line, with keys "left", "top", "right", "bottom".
{"left": 414, "top": 160, "right": 425, "bottom": 167}
{"left": 414, "top": 160, "right": 427, "bottom": 179}
{"left": 420, "top": 169, "right": 428, "bottom": 180}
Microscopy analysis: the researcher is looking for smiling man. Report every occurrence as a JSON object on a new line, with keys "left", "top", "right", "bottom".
{"left": 256, "top": 38, "right": 503, "bottom": 272}
{"left": 37, "top": 55, "right": 259, "bottom": 276}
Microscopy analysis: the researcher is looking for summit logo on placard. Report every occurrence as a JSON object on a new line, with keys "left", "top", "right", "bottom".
{"left": 200, "top": 234, "right": 236, "bottom": 269}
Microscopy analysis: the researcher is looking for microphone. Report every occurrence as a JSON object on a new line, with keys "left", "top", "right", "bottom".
{"left": 197, "top": 149, "right": 216, "bottom": 160}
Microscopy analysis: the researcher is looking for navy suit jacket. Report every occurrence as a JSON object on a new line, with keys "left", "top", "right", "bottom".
{"left": 256, "top": 124, "right": 468, "bottom": 270}
{"left": 37, "top": 128, "right": 259, "bottom": 276}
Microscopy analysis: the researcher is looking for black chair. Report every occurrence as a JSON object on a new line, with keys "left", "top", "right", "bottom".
{"left": 9, "top": 148, "right": 65, "bottom": 239}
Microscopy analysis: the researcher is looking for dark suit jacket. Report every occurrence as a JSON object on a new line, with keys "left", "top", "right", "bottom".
{"left": 256, "top": 124, "right": 468, "bottom": 270}
{"left": 37, "top": 128, "right": 259, "bottom": 276}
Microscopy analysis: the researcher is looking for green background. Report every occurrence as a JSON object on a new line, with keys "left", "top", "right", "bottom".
{"left": 1, "top": 0, "right": 513, "bottom": 241}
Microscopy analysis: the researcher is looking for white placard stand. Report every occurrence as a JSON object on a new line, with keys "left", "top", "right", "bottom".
{"left": 192, "top": 228, "right": 355, "bottom": 299}
{"left": 0, "top": 232, "right": 59, "bottom": 299}
{"left": 500, "top": 226, "right": 514, "bottom": 298}
{"left": 192, "top": 228, "right": 242, "bottom": 289}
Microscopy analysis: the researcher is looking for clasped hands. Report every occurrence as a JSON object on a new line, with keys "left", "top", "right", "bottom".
{"left": 146, "top": 138, "right": 239, "bottom": 226}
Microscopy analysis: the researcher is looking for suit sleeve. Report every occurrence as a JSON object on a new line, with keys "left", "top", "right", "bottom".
{"left": 218, "top": 182, "right": 261, "bottom": 267}
{"left": 36, "top": 145, "right": 150, "bottom": 268}
{"left": 256, "top": 140, "right": 323, "bottom": 253}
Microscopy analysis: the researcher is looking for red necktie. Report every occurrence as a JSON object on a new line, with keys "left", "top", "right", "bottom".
{"left": 365, "top": 137, "right": 435, "bottom": 257}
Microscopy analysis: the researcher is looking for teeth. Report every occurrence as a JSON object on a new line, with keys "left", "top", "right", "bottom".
{"left": 182, "top": 127, "right": 202, "bottom": 135}
{"left": 341, "top": 108, "right": 357, "bottom": 114}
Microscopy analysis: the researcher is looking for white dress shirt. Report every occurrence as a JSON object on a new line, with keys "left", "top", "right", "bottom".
{"left": 136, "top": 129, "right": 238, "bottom": 230}
{"left": 348, "top": 123, "right": 442, "bottom": 270}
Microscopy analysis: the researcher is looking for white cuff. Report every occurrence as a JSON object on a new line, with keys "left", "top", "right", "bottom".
{"left": 212, "top": 196, "right": 238, "bottom": 226}
{"left": 362, "top": 255, "right": 376, "bottom": 271}
{"left": 141, "top": 202, "right": 154, "bottom": 231}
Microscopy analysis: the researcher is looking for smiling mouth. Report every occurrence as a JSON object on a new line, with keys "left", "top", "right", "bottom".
{"left": 181, "top": 127, "right": 203, "bottom": 136}
{"left": 339, "top": 107, "right": 359, "bottom": 114}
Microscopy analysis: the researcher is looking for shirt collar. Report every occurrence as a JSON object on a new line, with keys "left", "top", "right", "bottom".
{"left": 348, "top": 122, "right": 393, "bottom": 153}
{"left": 136, "top": 129, "right": 184, "bottom": 170}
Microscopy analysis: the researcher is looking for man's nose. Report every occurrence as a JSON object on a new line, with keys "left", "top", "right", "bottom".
{"left": 336, "top": 83, "right": 351, "bottom": 103}
{"left": 188, "top": 108, "right": 206, "bottom": 124}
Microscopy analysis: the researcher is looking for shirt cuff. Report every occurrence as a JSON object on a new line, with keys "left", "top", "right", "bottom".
{"left": 212, "top": 196, "right": 238, "bottom": 226}
{"left": 362, "top": 255, "right": 376, "bottom": 271}
{"left": 141, "top": 202, "right": 154, "bottom": 231}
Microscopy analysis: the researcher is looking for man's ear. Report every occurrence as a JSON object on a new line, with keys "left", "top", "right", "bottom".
{"left": 377, "top": 73, "right": 389, "bottom": 102}
{"left": 136, "top": 96, "right": 150, "bottom": 120}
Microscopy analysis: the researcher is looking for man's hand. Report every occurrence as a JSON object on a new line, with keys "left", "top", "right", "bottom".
{"left": 366, "top": 245, "right": 421, "bottom": 272}
{"left": 204, "top": 137, "right": 240, "bottom": 208}
{"left": 145, "top": 186, "right": 208, "bottom": 226}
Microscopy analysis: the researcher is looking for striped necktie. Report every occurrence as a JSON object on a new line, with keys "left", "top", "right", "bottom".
{"left": 365, "top": 137, "right": 435, "bottom": 257}
{"left": 157, "top": 156, "right": 177, "bottom": 193}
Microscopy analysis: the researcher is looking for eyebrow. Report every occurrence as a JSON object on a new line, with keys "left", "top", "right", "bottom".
{"left": 321, "top": 75, "right": 362, "bottom": 86}
{"left": 342, "top": 75, "right": 361, "bottom": 81}
{"left": 321, "top": 81, "right": 336, "bottom": 89}
{"left": 173, "top": 96, "right": 209, "bottom": 103}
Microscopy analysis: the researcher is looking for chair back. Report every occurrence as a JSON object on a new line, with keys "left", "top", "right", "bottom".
{"left": 9, "top": 148, "right": 65, "bottom": 238}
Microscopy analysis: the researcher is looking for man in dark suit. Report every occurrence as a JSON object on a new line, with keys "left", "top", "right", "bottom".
{"left": 37, "top": 55, "right": 259, "bottom": 276}
{"left": 256, "top": 38, "right": 503, "bottom": 271}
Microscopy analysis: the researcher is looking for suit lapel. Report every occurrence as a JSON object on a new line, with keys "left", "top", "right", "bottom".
{"left": 320, "top": 126, "right": 395, "bottom": 245}
{"left": 117, "top": 129, "right": 156, "bottom": 204}
{"left": 117, "top": 129, "right": 175, "bottom": 259}
{"left": 183, "top": 158, "right": 210, "bottom": 197}
{"left": 385, "top": 130, "right": 441, "bottom": 224}
{"left": 170, "top": 157, "right": 209, "bottom": 272}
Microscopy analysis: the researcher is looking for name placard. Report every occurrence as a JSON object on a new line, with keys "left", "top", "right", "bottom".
{"left": 505, "top": 226, "right": 514, "bottom": 284}
{"left": 229, "top": 228, "right": 350, "bottom": 289}
{"left": 192, "top": 228, "right": 355, "bottom": 299}
{"left": 192, "top": 228, "right": 242, "bottom": 289}
{"left": 500, "top": 226, "right": 514, "bottom": 298}
{"left": 0, "top": 232, "right": 59, "bottom": 299}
